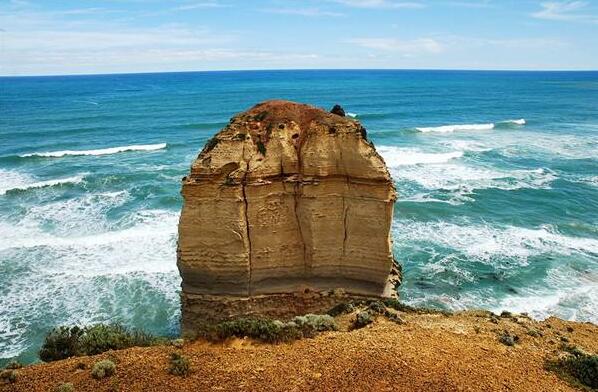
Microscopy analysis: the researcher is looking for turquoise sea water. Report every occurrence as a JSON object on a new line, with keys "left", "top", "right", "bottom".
{"left": 1, "top": 70, "right": 597, "bottom": 364}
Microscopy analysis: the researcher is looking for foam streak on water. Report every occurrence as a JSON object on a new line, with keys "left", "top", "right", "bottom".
{"left": 20, "top": 143, "right": 167, "bottom": 158}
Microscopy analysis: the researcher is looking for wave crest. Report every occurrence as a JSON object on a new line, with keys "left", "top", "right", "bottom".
{"left": 0, "top": 169, "right": 85, "bottom": 195}
{"left": 20, "top": 143, "right": 167, "bottom": 158}
{"left": 415, "top": 119, "right": 525, "bottom": 133}
{"left": 378, "top": 146, "right": 463, "bottom": 166}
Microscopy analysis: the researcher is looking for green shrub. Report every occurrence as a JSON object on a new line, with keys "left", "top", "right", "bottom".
{"left": 168, "top": 353, "right": 190, "bottom": 377}
{"left": 0, "top": 369, "right": 18, "bottom": 384}
{"left": 382, "top": 298, "right": 417, "bottom": 313}
{"left": 367, "top": 301, "right": 386, "bottom": 314}
{"left": 91, "top": 359, "right": 116, "bottom": 379}
{"left": 353, "top": 311, "right": 373, "bottom": 329}
{"left": 5, "top": 360, "right": 22, "bottom": 369}
{"left": 40, "top": 324, "right": 158, "bottom": 362}
{"left": 55, "top": 382, "right": 75, "bottom": 392}
{"left": 291, "top": 314, "right": 338, "bottom": 337}
{"left": 215, "top": 315, "right": 336, "bottom": 343}
{"left": 548, "top": 347, "right": 598, "bottom": 389}
{"left": 79, "top": 324, "right": 155, "bottom": 356}
{"left": 384, "top": 310, "right": 405, "bottom": 324}
{"left": 171, "top": 339, "right": 184, "bottom": 349}
{"left": 40, "top": 326, "right": 84, "bottom": 362}
{"left": 527, "top": 328, "right": 542, "bottom": 338}
{"left": 216, "top": 318, "right": 283, "bottom": 342}
{"left": 498, "top": 330, "right": 519, "bottom": 346}
{"left": 327, "top": 302, "right": 354, "bottom": 317}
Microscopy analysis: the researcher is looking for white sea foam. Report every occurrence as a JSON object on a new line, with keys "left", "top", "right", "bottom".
{"left": 0, "top": 208, "right": 181, "bottom": 358}
{"left": 503, "top": 118, "right": 526, "bottom": 125}
{"left": 20, "top": 143, "right": 167, "bottom": 158}
{"left": 392, "top": 163, "right": 556, "bottom": 203}
{"left": 394, "top": 220, "right": 598, "bottom": 322}
{"left": 493, "top": 277, "right": 598, "bottom": 323}
{"left": 377, "top": 146, "right": 463, "bottom": 166}
{"left": 0, "top": 169, "right": 85, "bottom": 195}
{"left": 415, "top": 118, "right": 526, "bottom": 133}
{"left": 395, "top": 220, "right": 598, "bottom": 265}
{"left": 416, "top": 123, "right": 495, "bottom": 133}
{"left": 347, "top": 112, "right": 357, "bottom": 118}
{"left": 377, "top": 146, "right": 556, "bottom": 203}
{"left": 442, "top": 140, "right": 492, "bottom": 152}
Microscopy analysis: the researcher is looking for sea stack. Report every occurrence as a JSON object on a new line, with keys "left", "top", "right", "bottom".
{"left": 177, "top": 100, "right": 399, "bottom": 335}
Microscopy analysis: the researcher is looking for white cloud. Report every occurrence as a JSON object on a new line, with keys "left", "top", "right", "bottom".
{"left": 330, "top": 0, "right": 425, "bottom": 9}
{"left": 348, "top": 37, "right": 443, "bottom": 54}
{"left": 0, "top": 8, "right": 327, "bottom": 75}
{"left": 532, "top": 1, "right": 597, "bottom": 22}
{"left": 174, "top": 2, "right": 230, "bottom": 11}
{"left": 262, "top": 7, "right": 344, "bottom": 17}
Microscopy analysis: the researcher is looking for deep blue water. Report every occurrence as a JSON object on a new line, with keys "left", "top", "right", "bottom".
{"left": 1, "top": 70, "right": 597, "bottom": 364}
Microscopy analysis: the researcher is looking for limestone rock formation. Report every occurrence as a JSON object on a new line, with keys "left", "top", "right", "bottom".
{"left": 177, "top": 100, "right": 399, "bottom": 335}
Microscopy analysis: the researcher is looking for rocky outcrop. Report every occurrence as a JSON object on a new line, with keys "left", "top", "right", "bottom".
{"left": 177, "top": 100, "right": 399, "bottom": 335}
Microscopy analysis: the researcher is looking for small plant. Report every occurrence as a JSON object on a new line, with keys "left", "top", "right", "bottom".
{"left": 40, "top": 324, "right": 159, "bottom": 362}
{"left": 253, "top": 111, "right": 268, "bottom": 121}
{"left": 367, "top": 301, "right": 386, "bottom": 314}
{"left": 382, "top": 298, "right": 417, "bottom": 313}
{"left": 498, "top": 330, "right": 519, "bottom": 346}
{"left": 352, "top": 311, "right": 373, "bottom": 329}
{"left": 171, "top": 339, "right": 184, "bottom": 349}
{"left": 527, "top": 329, "right": 542, "bottom": 338}
{"left": 55, "top": 382, "right": 75, "bottom": 392}
{"left": 216, "top": 318, "right": 285, "bottom": 342}
{"left": 256, "top": 141, "right": 267, "bottom": 155}
{"left": 91, "top": 359, "right": 116, "bottom": 379}
{"left": 547, "top": 346, "right": 598, "bottom": 389}
{"left": 78, "top": 324, "right": 156, "bottom": 356}
{"left": 291, "top": 314, "right": 338, "bottom": 337}
{"left": 168, "top": 353, "right": 190, "bottom": 377}
{"left": 5, "top": 360, "right": 23, "bottom": 369}
{"left": 0, "top": 369, "right": 18, "bottom": 384}
{"left": 384, "top": 311, "right": 405, "bottom": 324}
{"left": 214, "top": 315, "right": 336, "bottom": 343}
{"left": 327, "top": 302, "right": 354, "bottom": 317}
{"left": 202, "top": 137, "right": 219, "bottom": 153}
{"left": 40, "top": 326, "right": 84, "bottom": 362}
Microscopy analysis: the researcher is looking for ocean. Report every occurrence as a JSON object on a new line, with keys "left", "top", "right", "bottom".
{"left": 1, "top": 70, "right": 597, "bottom": 364}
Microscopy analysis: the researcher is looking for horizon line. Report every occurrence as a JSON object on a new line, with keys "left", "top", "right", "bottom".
{"left": 2, "top": 67, "right": 598, "bottom": 78}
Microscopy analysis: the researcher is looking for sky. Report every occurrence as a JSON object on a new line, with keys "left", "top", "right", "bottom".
{"left": 0, "top": 0, "right": 597, "bottom": 76}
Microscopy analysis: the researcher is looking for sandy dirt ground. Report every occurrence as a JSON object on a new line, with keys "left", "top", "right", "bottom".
{"left": 3, "top": 311, "right": 597, "bottom": 392}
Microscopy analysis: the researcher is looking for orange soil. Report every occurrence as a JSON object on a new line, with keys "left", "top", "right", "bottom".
{"left": 3, "top": 311, "right": 597, "bottom": 392}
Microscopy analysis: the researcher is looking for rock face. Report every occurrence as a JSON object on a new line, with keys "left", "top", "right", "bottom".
{"left": 177, "top": 100, "right": 399, "bottom": 335}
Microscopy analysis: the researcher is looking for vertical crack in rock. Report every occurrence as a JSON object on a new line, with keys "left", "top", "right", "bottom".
{"left": 177, "top": 100, "right": 399, "bottom": 334}
{"left": 241, "top": 141, "right": 252, "bottom": 296}
{"left": 242, "top": 181, "right": 252, "bottom": 296}
{"left": 293, "top": 181, "right": 307, "bottom": 278}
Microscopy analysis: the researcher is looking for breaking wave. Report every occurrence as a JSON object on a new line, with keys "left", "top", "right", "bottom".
{"left": 0, "top": 169, "right": 85, "bottom": 196}
{"left": 20, "top": 143, "right": 167, "bottom": 158}
{"left": 378, "top": 146, "right": 463, "bottom": 166}
{"left": 415, "top": 119, "right": 525, "bottom": 133}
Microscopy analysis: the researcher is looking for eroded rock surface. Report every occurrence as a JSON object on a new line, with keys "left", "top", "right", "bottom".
{"left": 178, "top": 100, "right": 399, "bottom": 334}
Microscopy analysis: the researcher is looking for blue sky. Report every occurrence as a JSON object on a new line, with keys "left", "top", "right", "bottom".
{"left": 0, "top": 0, "right": 597, "bottom": 75}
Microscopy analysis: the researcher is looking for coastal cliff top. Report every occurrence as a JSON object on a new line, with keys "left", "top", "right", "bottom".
{"left": 7, "top": 310, "right": 597, "bottom": 392}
